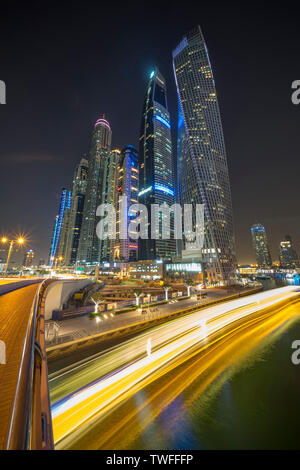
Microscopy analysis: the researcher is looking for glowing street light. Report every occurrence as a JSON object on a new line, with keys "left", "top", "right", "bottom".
{"left": 1, "top": 236, "right": 26, "bottom": 276}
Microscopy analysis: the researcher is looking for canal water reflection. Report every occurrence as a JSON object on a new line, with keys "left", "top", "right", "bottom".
{"left": 129, "top": 308, "right": 300, "bottom": 449}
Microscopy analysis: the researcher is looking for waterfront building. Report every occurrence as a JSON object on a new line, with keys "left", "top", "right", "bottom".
{"left": 279, "top": 235, "right": 299, "bottom": 268}
{"left": 23, "top": 249, "right": 34, "bottom": 268}
{"left": 100, "top": 148, "right": 120, "bottom": 262}
{"left": 250, "top": 223, "right": 272, "bottom": 267}
{"left": 62, "top": 158, "right": 89, "bottom": 265}
{"left": 113, "top": 145, "right": 139, "bottom": 262}
{"left": 49, "top": 188, "right": 71, "bottom": 266}
{"left": 77, "top": 117, "right": 112, "bottom": 265}
{"left": 138, "top": 67, "right": 176, "bottom": 261}
{"left": 173, "top": 25, "right": 236, "bottom": 284}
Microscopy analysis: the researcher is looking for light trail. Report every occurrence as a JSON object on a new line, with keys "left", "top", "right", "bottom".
{"left": 90, "top": 299, "right": 300, "bottom": 450}
{"left": 49, "top": 286, "right": 298, "bottom": 403}
{"left": 51, "top": 286, "right": 300, "bottom": 446}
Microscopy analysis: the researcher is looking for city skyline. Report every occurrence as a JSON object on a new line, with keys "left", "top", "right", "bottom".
{"left": 1, "top": 2, "right": 300, "bottom": 453}
{"left": 1, "top": 2, "right": 300, "bottom": 264}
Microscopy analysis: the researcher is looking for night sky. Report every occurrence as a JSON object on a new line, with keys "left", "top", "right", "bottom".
{"left": 1, "top": 0, "right": 300, "bottom": 264}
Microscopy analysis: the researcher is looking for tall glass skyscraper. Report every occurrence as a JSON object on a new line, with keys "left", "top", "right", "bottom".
{"left": 138, "top": 67, "right": 176, "bottom": 261}
{"left": 279, "top": 235, "right": 299, "bottom": 268}
{"left": 49, "top": 188, "right": 71, "bottom": 266}
{"left": 61, "top": 157, "right": 89, "bottom": 265}
{"left": 251, "top": 223, "right": 272, "bottom": 267}
{"left": 173, "top": 26, "right": 236, "bottom": 284}
{"left": 77, "top": 117, "right": 112, "bottom": 265}
{"left": 114, "top": 145, "right": 139, "bottom": 262}
{"left": 99, "top": 148, "right": 120, "bottom": 262}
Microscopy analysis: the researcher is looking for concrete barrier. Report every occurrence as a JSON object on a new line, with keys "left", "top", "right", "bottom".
{"left": 44, "top": 278, "right": 92, "bottom": 320}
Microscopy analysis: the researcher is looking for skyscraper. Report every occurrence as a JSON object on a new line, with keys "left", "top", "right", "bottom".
{"left": 114, "top": 145, "right": 139, "bottom": 262}
{"left": 58, "top": 198, "right": 72, "bottom": 262}
{"left": 99, "top": 148, "right": 120, "bottom": 262}
{"left": 251, "top": 223, "right": 272, "bottom": 267}
{"left": 23, "top": 249, "right": 34, "bottom": 268}
{"left": 279, "top": 235, "right": 298, "bottom": 268}
{"left": 61, "top": 157, "right": 89, "bottom": 265}
{"left": 138, "top": 67, "right": 176, "bottom": 261}
{"left": 77, "top": 117, "right": 112, "bottom": 265}
{"left": 173, "top": 25, "right": 236, "bottom": 284}
{"left": 49, "top": 188, "right": 71, "bottom": 266}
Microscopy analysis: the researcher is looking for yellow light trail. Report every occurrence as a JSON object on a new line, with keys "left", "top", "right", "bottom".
{"left": 52, "top": 286, "right": 300, "bottom": 447}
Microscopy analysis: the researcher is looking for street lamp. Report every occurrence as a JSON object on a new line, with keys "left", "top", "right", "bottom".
{"left": 54, "top": 256, "right": 63, "bottom": 269}
{"left": 1, "top": 236, "right": 25, "bottom": 276}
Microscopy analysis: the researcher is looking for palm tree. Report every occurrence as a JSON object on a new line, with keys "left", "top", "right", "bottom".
{"left": 134, "top": 288, "right": 144, "bottom": 306}
{"left": 163, "top": 282, "right": 172, "bottom": 301}
{"left": 91, "top": 294, "right": 105, "bottom": 313}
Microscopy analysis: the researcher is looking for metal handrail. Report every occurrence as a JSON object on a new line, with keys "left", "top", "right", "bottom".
{"left": 30, "top": 279, "right": 55, "bottom": 449}
{"left": 6, "top": 279, "right": 55, "bottom": 449}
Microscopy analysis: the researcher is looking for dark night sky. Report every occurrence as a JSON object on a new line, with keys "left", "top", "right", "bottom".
{"left": 1, "top": 0, "right": 300, "bottom": 264}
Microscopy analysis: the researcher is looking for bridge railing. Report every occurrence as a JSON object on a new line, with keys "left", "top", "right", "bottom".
{"left": 6, "top": 279, "right": 55, "bottom": 450}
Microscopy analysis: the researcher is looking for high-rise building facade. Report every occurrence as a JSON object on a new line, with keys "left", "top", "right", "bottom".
{"left": 61, "top": 157, "right": 89, "bottom": 265}
{"left": 251, "top": 223, "right": 272, "bottom": 267}
{"left": 138, "top": 67, "right": 176, "bottom": 261}
{"left": 279, "top": 235, "right": 298, "bottom": 268}
{"left": 77, "top": 117, "right": 112, "bottom": 265}
{"left": 49, "top": 188, "right": 71, "bottom": 266}
{"left": 114, "top": 145, "right": 139, "bottom": 262}
{"left": 23, "top": 249, "right": 34, "bottom": 268}
{"left": 173, "top": 26, "right": 236, "bottom": 284}
{"left": 58, "top": 199, "right": 72, "bottom": 261}
{"left": 99, "top": 149, "right": 120, "bottom": 262}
